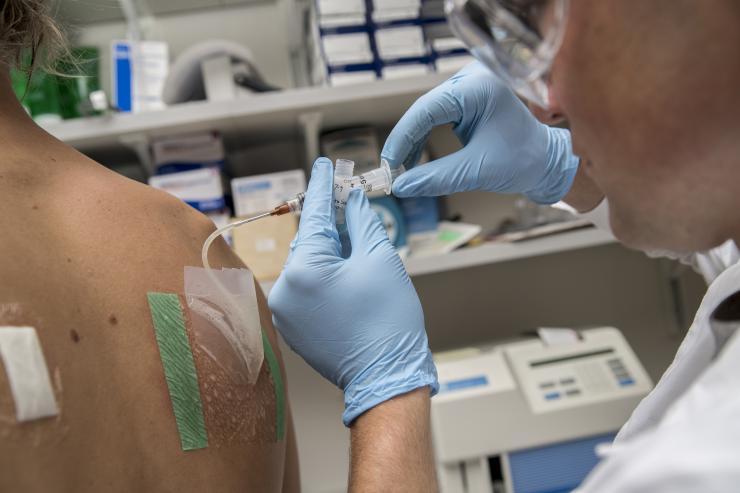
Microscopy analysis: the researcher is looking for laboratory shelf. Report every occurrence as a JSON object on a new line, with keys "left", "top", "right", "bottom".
{"left": 259, "top": 228, "right": 616, "bottom": 294}
{"left": 41, "top": 73, "right": 449, "bottom": 151}
{"left": 403, "top": 228, "right": 617, "bottom": 277}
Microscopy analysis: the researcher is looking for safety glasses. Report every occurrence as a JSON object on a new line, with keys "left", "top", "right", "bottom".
{"left": 445, "top": 0, "right": 569, "bottom": 109}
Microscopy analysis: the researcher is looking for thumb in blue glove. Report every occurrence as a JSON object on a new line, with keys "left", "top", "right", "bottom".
{"left": 268, "top": 157, "right": 438, "bottom": 426}
{"left": 382, "top": 61, "right": 579, "bottom": 204}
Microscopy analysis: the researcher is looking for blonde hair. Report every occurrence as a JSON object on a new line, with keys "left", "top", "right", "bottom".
{"left": 0, "top": 0, "right": 67, "bottom": 72}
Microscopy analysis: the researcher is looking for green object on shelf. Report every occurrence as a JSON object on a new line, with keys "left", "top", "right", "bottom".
{"left": 10, "top": 46, "right": 101, "bottom": 122}
{"left": 57, "top": 47, "right": 101, "bottom": 119}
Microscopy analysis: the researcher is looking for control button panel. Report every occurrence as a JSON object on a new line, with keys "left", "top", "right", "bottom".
{"left": 607, "top": 358, "right": 635, "bottom": 386}
{"left": 538, "top": 375, "right": 581, "bottom": 402}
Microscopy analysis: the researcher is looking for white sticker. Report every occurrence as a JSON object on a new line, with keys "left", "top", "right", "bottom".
{"left": 537, "top": 327, "right": 581, "bottom": 346}
{"left": 0, "top": 327, "right": 59, "bottom": 422}
{"left": 255, "top": 238, "right": 277, "bottom": 253}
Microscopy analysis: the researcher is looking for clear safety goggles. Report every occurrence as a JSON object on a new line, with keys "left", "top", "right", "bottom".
{"left": 445, "top": 0, "right": 569, "bottom": 109}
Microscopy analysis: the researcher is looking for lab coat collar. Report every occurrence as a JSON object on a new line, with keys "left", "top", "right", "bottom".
{"left": 711, "top": 290, "right": 740, "bottom": 322}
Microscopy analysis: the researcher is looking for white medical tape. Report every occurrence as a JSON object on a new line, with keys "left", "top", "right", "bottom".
{"left": 0, "top": 327, "right": 59, "bottom": 422}
{"left": 184, "top": 266, "right": 264, "bottom": 384}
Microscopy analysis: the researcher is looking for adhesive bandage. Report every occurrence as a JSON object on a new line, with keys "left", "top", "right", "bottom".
{"left": 148, "top": 293, "right": 208, "bottom": 451}
{"left": 0, "top": 327, "right": 58, "bottom": 422}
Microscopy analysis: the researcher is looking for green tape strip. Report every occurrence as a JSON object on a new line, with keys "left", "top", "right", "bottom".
{"left": 262, "top": 330, "right": 285, "bottom": 441}
{"left": 148, "top": 293, "right": 208, "bottom": 451}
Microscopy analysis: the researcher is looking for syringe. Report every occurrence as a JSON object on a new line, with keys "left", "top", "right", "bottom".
{"left": 349, "top": 159, "right": 406, "bottom": 195}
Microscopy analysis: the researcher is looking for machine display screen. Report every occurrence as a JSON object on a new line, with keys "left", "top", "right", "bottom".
{"left": 529, "top": 348, "right": 614, "bottom": 368}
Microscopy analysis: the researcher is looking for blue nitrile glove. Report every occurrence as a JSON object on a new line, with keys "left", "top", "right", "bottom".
{"left": 382, "top": 61, "right": 579, "bottom": 204}
{"left": 268, "top": 157, "right": 438, "bottom": 426}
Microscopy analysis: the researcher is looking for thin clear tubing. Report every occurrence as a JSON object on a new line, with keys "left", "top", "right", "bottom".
{"left": 334, "top": 158, "right": 355, "bottom": 224}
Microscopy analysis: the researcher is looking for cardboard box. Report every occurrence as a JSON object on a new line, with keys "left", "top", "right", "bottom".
{"left": 317, "top": 0, "right": 365, "bottom": 17}
{"left": 375, "top": 26, "right": 427, "bottom": 59}
{"left": 152, "top": 132, "right": 225, "bottom": 175}
{"left": 321, "top": 32, "right": 374, "bottom": 65}
{"left": 329, "top": 69, "right": 377, "bottom": 86}
{"left": 148, "top": 167, "right": 225, "bottom": 212}
{"left": 231, "top": 214, "right": 297, "bottom": 282}
{"left": 382, "top": 62, "right": 432, "bottom": 80}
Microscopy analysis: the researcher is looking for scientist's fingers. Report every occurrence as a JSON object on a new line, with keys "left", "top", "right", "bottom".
{"left": 344, "top": 189, "right": 390, "bottom": 254}
{"left": 294, "top": 158, "right": 340, "bottom": 256}
{"left": 392, "top": 148, "right": 478, "bottom": 198}
{"left": 380, "top": 85, "right": 462, "bottom": 170}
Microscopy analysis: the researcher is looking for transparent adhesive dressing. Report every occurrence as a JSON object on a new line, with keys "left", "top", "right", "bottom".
{"left": 199, "top": 192, "right": 304, "bottom": 383}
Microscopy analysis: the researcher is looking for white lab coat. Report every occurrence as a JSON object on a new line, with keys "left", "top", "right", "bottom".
{"left": 570, "top": 200, "right": 740, "bottom": 491}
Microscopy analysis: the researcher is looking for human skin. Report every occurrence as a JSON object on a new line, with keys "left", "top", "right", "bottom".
{"left": 349, "top": 388, "right": 437, "bottom": 492}
{"left": 547, "top": 0, "right": 740, "bottom": 252}
{"left": 0, "top": 70, "right": 299, "bottom": 492}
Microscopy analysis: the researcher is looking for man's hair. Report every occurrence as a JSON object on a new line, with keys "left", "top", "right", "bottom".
{"left": 0, "top": 0, "right": 67, "bottom": 72}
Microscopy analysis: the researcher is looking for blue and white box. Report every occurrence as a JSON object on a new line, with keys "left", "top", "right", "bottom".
{"left": 321, "top": 31, "right": 374, "bottom": 65}
{"left": 148, "top": 167, "right": 225, "bottom": 213}
{"left": 375, "top": 24, "right": 428, "bottom": 59}
{"left": 152, "top": 132, "right": 226, "bottom": 175}
{"left": 112, "top": 40, "right": 169, "bottom": 113}
{"left": 401, "top": 196, "right": 439, "bottom": 235}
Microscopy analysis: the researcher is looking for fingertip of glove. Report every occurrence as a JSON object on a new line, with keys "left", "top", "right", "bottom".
{"left": 312, "top": 156, "right": 333, "bottom": 172}
{"left": 391, "top": 178, "right": 411, "bottom": 197}
{"left": 347, "top": 187, "right": 363, "bottom": 202}
{"left": 345, "top": 188, "right": 369, "bottom": 216}
{"left": 379, "top": 152, "right": 399, "bottom": 168}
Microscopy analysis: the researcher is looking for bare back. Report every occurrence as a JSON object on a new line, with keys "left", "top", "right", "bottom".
{"left": 0, "top": 141, "right": 298, "bottom": 492}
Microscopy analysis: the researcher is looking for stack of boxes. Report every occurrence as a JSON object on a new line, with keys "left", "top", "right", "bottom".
{"left": 147, "top": 132, "right": 231, "bottom": 232}
{"left": 148, "top": 135, "right": 307, "bottom": 281}
{"left": 229, "top": 170, "right": 307, "bottom": 282}
{"left": 312, "top": 0, "right": 475, "bottom": 86}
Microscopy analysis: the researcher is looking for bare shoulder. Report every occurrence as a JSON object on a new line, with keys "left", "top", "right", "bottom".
{"left": 56, "top": 165, "right": 237, "bottom": 287}
{"left": 0, "top": 159, "right": 294, "bottom": 493}
{"left": 83, "top": 167, "right": 220, "bottom": 257}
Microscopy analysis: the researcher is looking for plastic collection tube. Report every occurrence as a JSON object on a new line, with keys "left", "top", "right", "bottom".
{"left": 333, "top": 159, "right": 355, "bottom": 224}
{"left": 349, "top": 159, "right": 406, "bottom": 195}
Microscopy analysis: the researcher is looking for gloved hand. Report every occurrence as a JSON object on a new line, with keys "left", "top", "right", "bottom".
{"left": 268, "top": 157, "right": 438, "bottom": 426}
{"left": 382, "top": 61, "right": 579, "bottom": 204}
